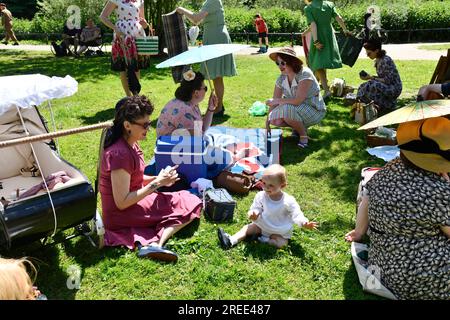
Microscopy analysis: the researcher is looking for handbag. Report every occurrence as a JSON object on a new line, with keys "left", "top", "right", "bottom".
{"left": 135, "top": 29, "right": 159, "bottom": 56}
{"left": 351, "top": 101, "right": 378, "bottom": 125}
{"left": 336, "top": 33, "right": 364, "bottom": 67}
{"left": 213, "top": 171, "right": 255, "bottom": 195}
{"left": 204, "top": 188, "right": 236, "bottom": 222}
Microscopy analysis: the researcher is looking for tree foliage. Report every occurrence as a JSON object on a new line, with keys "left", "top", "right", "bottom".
{"left": 6, "top": 0, "right": 38, "bottom": 19}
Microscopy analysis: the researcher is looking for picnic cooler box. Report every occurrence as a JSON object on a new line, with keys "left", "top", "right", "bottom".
{"left": 154, "top": 136, "right": 208, "bottom": 184}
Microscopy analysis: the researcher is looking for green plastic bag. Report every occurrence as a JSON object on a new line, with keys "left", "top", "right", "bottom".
{"left": 248, "top": 101, "right": 269, "bottom": 116}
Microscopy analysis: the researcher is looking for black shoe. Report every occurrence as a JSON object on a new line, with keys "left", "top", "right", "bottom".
{"left": 13, "top": 42, "right": 19, "bottom": 46}
{"left": 137, "top": 245, "right": 178, "bottom": 262}
{"left": 1, "top": 41, "right": 8, "bottom": 45}
{"left": 214, "top": 105, "right": 225, "bottom": 117}
{"left": 217, "top": 228, "right": 232, "bottom": 249}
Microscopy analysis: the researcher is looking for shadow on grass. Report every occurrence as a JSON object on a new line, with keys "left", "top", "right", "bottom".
{"left": 4, "top": 240, "right": 79, "bottom": 300}
{"left": 0, "top": 51, "right": 171, "bottom": 84}
{"left": 280, "top": 104, "right": 385, "bottom": 204}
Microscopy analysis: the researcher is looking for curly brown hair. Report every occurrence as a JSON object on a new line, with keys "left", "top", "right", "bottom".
{"left": 105, "top": 95, "right": 154, "bottom": 148}
{"left": 278, "top": 53, "right": 303, "bottom": 73}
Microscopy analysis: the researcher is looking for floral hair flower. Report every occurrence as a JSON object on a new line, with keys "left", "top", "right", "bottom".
{"left": 183, "top": 69, "right": 196, "bottom": 82}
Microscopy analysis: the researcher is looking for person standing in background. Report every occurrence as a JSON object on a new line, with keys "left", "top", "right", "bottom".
{"left": 176, "top": 0, "right": 237, "bottom": 118}
{"left": 304, "top": 0, "right": 350, "bottom": 100}
{"left": 100, "top": 0, "right": 151, "bottom": 96}
{"left": 254, "top": 13, "right": 269, "bottom": 54}
{"left": 0, "top": 3, "right": 19, "bottom": 46}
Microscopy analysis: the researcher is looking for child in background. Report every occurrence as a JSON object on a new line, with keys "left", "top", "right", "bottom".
{"left": 254, "top": 14, "right": 269, "bottom": 54}
{"left": 218, "top": 164, "right": 318, "bottom": 249}
{"left": 0, "top": 257, "right": 45, "bottom": 300}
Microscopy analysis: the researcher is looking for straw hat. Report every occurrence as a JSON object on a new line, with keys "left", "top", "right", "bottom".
{"left": 269, "top": 47, "right": 301, "bottom": 64}
{"left": 397, "top": 117, "right": 450, "bottom": 173}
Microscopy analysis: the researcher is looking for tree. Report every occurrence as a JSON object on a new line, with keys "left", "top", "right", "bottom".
{"left": 144, "top": 0, "right": 178, "bottom": 54}
{"left": 8, "top": 0, "right": 38, "bottom": 19}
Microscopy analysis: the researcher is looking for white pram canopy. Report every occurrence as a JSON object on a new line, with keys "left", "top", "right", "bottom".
{"left": 0, "top": 74, "right": 78, "bottom": 115}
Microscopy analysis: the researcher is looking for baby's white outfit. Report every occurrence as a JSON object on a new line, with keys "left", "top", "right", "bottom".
{"left": 251, "top": 191, "right": 308, "bottom": 239}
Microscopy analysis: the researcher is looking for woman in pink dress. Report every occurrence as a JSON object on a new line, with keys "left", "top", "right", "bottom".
{"left": 100, "top": 95, "right": 202, "bottom": 262}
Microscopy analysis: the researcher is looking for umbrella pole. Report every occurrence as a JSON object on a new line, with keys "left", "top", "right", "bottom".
{"left": 203, "top": 61, "right": 215, "bottom": 94}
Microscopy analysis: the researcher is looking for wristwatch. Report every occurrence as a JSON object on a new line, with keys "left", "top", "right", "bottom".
{"left": 149, "top": 181, "right": 159, "bottom": 190}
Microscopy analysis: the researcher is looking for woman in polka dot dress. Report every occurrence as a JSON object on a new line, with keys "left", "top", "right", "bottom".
{"left": 100, "top": 0, "right": 151, "bottom": 96}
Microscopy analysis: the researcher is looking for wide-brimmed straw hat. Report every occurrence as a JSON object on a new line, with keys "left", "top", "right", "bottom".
{"left": 269, "top": 47, "right": 301, "bottom": 64}
{"left": 397, "top": 117, "right": 450, "bottom": 173}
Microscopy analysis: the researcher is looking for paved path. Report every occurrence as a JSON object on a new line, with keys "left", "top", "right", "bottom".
{"left": 1, "top": 42, "right": 449, "bottom": 60}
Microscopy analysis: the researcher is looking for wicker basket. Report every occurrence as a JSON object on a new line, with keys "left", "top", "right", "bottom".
{"left": 366, "top": 134, "right": 397, "bottom": 147}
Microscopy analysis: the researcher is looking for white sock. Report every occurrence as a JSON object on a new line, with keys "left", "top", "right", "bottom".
{"left": 258, "top": 235, "right": 270, "bottom": 243}
{"left": 229, "top": 235, "right": 239, "bottom": 246}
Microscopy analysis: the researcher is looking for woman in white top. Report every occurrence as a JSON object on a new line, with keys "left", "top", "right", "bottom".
{"left": 266, "top": 47, "right": 326, "bottom": 149}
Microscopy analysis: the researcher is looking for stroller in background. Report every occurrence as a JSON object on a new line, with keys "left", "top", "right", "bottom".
{"left": 0, "top": 74, "right": 104, "bottom": 251}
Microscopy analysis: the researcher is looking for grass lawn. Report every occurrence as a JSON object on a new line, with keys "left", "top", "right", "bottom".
{"left": 0, "top": 50, "right": 435, "bottom": 300}
{"left": 417, "top": 44, "right": 450, "bottom": 51}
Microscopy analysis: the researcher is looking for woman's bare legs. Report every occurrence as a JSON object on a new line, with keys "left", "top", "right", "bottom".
{"left": 316, "top": 68, "right": 330, "bottom": 97}
{"left": 157, "top": 219, "right": 197, "bottom": 247}
{"left": 119, "top": 70, "right": 141, "bottom": 97}
{"left": 270, "top": 118, "right": 308, "bottom": 144}
{"left": 120, "top": 71, "right": 132, "bottom": 96}
{"left": 213, "top": 76, "right": 225, "bottom": 113}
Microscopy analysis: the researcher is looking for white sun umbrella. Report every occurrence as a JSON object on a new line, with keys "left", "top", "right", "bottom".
{"left": 156, "top": 44, "right": 249, "bottom": 91}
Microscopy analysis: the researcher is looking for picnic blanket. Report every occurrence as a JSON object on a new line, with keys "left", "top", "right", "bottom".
{"left": 205, "top": 126, "right": 282, "bottom": 180}
{"left": 161, "top": 12, "right": 189, "bottom": 83}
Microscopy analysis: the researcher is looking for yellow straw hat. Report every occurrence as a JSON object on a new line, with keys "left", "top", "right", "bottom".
{"left": 397, "top": 117, "right": 450, "bottom": 173}
{"left": 269, "top": 47, "right": 301, "bottom": 64}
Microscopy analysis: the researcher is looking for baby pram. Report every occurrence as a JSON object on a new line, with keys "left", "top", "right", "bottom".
{"left": 0, "top": 74, "right": 104, "bottom": 251}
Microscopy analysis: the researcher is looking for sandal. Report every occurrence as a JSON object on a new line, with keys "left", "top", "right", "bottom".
{"left": 297, "top": 136, "right": 309, "bottom": 149}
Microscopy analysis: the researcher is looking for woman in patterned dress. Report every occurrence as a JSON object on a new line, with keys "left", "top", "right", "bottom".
{"left": 176, "top": 0, "right": 237, "bottom": 117}
{"left": 100, "top": 0, "right": 151, "bottom": 96}
{"left": 156, "top": 71, "right": 217, "bottom": 137}
{"left": 266, "top": 47, "right": 326, "bottom": 149}
{"left": 357, "top": 38, "right": 402, "bottom": 113}
{"left": 345, "top": 117, "right": 450, "bottom": 299}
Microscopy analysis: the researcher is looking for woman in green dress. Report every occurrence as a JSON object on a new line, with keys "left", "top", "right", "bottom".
{"left": 176, "top": 0, "right": 237, "bottom": 117}
{"left": 304, "top": 0, "right": 350, "bottom": 100}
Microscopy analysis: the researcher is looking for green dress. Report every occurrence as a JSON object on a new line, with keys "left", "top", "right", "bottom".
{"left": 200, "top": 0, "right": 237, "bottom": 79}
{"left": 304, "top": 0, "right": 342, "bottom": 71}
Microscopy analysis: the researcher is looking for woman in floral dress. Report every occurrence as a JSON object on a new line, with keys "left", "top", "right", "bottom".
{"left": 345, "top": 117, "right": 450, "bottom": 299}
{"left": 357, "top": 38, "right": 402, "bottom": 113}
{"left": 100, "top": 0, "right": 151, "bottom": 96}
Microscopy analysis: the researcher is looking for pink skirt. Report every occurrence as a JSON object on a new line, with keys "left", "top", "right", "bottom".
{"left": 102, "top": 191, "right": 202, "bottom": 249}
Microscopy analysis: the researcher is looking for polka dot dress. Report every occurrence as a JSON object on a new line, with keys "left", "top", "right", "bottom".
{"left": 110, "top": 0, "right": 150, "bottom": 72}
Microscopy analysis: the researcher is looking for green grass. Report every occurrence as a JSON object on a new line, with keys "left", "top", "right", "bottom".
{"left": 0, "top": 50, "right": 435, "bottom": 300}
{"left": 417, "top": 44, "right": 450, "bottom": 51}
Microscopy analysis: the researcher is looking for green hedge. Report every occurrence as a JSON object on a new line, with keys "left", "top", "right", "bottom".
{"left": 7, "top": 1, "right": 450, "bottom": 43}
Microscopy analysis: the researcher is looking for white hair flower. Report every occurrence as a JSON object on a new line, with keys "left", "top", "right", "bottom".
{"left": 183, "top": 69, "right": 196, "bottom": 82}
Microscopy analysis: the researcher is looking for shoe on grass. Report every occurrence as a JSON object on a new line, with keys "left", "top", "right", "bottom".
{"left": 137, "top": 245, "right": 178, "bottom": 262}
{"left": 217, "top": 227, "right": 232, "bottom": 249}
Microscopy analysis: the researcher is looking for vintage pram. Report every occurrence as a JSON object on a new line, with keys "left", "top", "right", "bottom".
{"left": 0, "top": 74, "right": 106, "bottom": 251}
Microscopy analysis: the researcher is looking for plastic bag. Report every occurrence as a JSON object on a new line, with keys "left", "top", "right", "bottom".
{"left": 188, "top": 26, "right": 199, "bottom": 45}
{"left": 248, "top": 101, "right": 268, "bottom": 116}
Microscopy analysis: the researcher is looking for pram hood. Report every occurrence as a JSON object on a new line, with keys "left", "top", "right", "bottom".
{"left": 0, "top": 74, "right": 77, "bottom": 116}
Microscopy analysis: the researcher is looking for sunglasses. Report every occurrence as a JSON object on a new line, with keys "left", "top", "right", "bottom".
{"left": 275, "top": 60, "right": 287, "bottom": 67}
{"left": 131, "top": 121, "right": 151, "bottom": 130}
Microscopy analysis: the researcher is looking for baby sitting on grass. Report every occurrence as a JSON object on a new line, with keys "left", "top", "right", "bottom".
{"left": 218, "top": 164, "right": 318, "bottom": 249}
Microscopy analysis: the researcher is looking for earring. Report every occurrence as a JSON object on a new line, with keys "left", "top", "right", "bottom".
{"left": 127, "top": 130, "right": 131, "bottom": 135}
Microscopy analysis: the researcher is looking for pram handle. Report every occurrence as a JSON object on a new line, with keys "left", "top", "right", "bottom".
{"left": 0, "top": 121, "right": 113, "bottom": 149}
